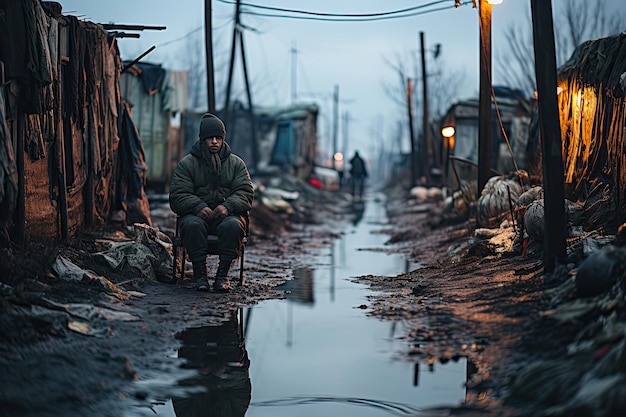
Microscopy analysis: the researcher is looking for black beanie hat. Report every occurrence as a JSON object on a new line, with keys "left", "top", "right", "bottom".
{"left": 199, "top": 113, "right": 226, "bottom": 139}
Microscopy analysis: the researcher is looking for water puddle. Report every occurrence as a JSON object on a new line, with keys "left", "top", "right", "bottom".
{"left": 134, "top": 194, "right": 470, "bottom": 416}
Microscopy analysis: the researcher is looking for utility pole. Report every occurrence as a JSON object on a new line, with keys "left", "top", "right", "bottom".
{"left": 341, "top": 111, "right": 349, "bottom": 184}
{"left": 407, "top": 78, "right": 417, "bottom": 186}
{"left": 204, "top": 0, "right": 215, "bottom": 112}
{"left": 332, "top": 84, "right": 339, "bottom": 170}
{"left": 222, "top": 0, "right": 259, "bottom": 171}
{"left": 291, "top": 42, "right": 298, "bottom": 103}
{"left": 342, "top": 111, "right": 349, "bottom": 155}
{"left": 478, "top": 0, "right": 492, "bottom": 198}
{"left": 419, "top": 31, "right": 431, "bottom": 184}
{"left": 238, "top": 25, "right": 259, "bottom": 171}
{"left": 223, "top": 0, "right": 241, "bottom": 119}
{"left": 530, "top": 0, "right": 566, "bottom": 272}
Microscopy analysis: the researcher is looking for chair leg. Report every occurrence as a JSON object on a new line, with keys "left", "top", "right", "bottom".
{"left": 172, "top": 239, "right": 188, "bottom": 283}
{"left": 239, "top": 246, "right": 245, "bottom": 286}
{"left": 172, "top": 245, "right": 180, "bottom": 283}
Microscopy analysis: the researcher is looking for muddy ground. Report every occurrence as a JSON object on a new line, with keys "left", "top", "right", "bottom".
{"left": 0, "top": 188, "right": 348, "bottom": 417}
{"left": 0, "top": 181, "right": 616, "bottom": 417}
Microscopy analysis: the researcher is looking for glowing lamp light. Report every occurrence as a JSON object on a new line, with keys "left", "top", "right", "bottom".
{"left": 488, "top": 0, "right": 503, "bottom": 4}
{"left": 333, "top": 152, "right": 343, "bottom": 162}
{"left": 441, "top": 126, "right": 455, "bottom": 138}
{"left": 534, "top": 87, "right": 564, "bottom": 99}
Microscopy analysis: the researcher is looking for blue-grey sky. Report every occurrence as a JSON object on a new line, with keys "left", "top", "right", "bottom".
{"left": 58, "top": 0, "right": 620, "bottom": 159}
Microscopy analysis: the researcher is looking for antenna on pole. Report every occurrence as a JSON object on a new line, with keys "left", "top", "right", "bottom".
{"left": 290, "top": 42, "right": 299, "bottom": 103}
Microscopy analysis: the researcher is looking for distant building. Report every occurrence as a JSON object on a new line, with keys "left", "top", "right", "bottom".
{"left": 437, "top": 87, "right": 533, "bottom": 186}
{"left": 119, "top": 62, "right": 188, "bottom": 192}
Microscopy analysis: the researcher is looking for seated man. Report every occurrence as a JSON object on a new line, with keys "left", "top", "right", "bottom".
{"left": 169, "top": 113, "right": 254, "bottom": 292}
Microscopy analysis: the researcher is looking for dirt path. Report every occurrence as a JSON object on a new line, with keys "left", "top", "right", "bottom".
{"left": 0, "top": 202, "right": 346, "bottom": 417}
{"left": 1, "top": 185, "right": 599, "bottom": 417}
{"left": 354, "top": 189, "right": 574, "bottom": 416}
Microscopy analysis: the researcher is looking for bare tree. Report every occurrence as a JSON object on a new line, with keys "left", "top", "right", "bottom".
{"left": 429, "top": 59, "right": 467, "bottom": 119}
{"left": 500, "top": 20, "right": 536, "bottom": 95}
{"left": 383, "top": 51, "right": 467, "bottom": 122}
{"left": 498, "top": 0, "right": 623, "bottom": 95}
{"left": 382, "top": 52, "right": 411, "bottom": 109}
{"left": 176, "top": 27, "right": 232, "bottom": 112}
{"left": 178, "top": 30, "right": 207, "bottom": 111}
{"left": 381, "top": 50, "right": 467, "bottom": 180}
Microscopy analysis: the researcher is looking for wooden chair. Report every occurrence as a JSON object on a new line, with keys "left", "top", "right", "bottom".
{"left": 172, "top": 213, "right": 249, "bottom": 286}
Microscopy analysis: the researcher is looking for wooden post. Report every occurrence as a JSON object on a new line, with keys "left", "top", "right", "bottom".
{"left": 57, "top": 65, "right": 68, "bottom": 238}
{"left": 204, "top": 0, "right": 216, "bottom": 113}
{"left": 239, "top": 33, "right": 259, "bottom": 172}
{"left": 15, "top": 114, "right": 25, "bottom": 247}
{"left": 342, "top": 111, "right": 349, "bottom": 159}
{"left": 478, "top": 0, "right": 492, "bottom": 198}
{"left": 530, "top": 0, "right": 566, "bottom": 272}
{"left": 407, "top": 78, "right": 417, "bottom": 187}
{"left": 332, "top": 84, "right": 339, "bottom": 170}
{"left": 223, "top": 0, "right": 241, "bottom": 122}
{"left": 420, "top": 32, "right": 431, "bottom": 184}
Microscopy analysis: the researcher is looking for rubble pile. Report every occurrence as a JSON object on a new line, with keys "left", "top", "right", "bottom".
{"left": 380, "top": 175, "right": 626, "bottom": 417}
{"left": 506, "top": 224, "right": 626, "bottom": 416}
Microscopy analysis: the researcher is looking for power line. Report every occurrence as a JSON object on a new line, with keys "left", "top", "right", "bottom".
{"left": 216, "top": 0, "right": 450, "bottom": 18}
{"left": 155, "top": 18, "right": 231, "bottom": 48}
{"left": 240, "top": 3, "right": 471, "bottom": 23}
{"left": 155, "top": 1, "right": 471, "bottom": 48}
{"left": 156, "top": 26, "right": 203, "bottom": 47}
{"left": 243, "top": 2, "right": 471, "bottom": 23}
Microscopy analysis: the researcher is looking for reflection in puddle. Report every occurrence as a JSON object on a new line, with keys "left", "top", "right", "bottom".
{"left": 351, "top": 200, "right": 366, "bottom": 226}
{"left": 251, "top": 395, "right": 421, "bottom": 415}
{"left": 242, "top": 194, "right": 470, "bottom": 416}
{"left": 273, "top": 268, "right": 314, "bottom": 305}
{"left": 171, "top": 310, "right": 251, "bottom": 417}
{"left": 144, "top": 194, "right": 475, "bottom": 416}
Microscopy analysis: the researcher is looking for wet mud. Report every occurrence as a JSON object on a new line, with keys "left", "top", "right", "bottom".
{"left": 0, "top": 184, "right": 614, "bottom": 417}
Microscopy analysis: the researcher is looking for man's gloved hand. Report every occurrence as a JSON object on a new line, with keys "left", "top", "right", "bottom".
{"left": 198, "top": 207, "right": 213, "bottom": 223}
{"left": 210, "top": 204, "right": 228, "bottom": 220}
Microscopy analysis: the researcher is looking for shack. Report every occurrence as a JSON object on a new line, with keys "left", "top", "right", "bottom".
{"left": 438, "top": 87, "right": 533, "bottom": 186}
{"left": 0, "top": 0, "right": 151, "bottom": 246}
{"left": 553, "top": 33, "right": 626, "bottom": 233}
{"left": 119, "top": 62, "right": 187, "bottom": 192}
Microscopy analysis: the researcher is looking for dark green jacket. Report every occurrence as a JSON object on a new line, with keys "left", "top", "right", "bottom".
{"left": 169, "top": 140, "right": 253, "bottom": 216}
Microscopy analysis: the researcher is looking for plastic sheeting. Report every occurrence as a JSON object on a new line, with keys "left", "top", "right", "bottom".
{"left": 92, "top": 223, "right": 173, "bottom": 283}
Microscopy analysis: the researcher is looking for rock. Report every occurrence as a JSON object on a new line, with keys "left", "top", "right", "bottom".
{"left": 575, "top": 244, "right": 622, "bottom": 297}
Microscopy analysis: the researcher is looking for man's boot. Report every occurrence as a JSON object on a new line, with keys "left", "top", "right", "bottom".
{"left": 190, "top": 260, "right": 209, "bottom": 291}
{"left": 213, "top": 258, "right": 233, "bottom": 292}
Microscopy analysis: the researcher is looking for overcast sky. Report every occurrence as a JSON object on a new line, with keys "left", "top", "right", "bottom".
{"left": 58, "top": 0, "right": 621, "bottom": 159}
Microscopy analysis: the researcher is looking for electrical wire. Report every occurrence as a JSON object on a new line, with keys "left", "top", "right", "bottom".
{"left": 217, "top": 0, "right": 472, "bottom": 22}
{"left": 155, "top": 18, "right": 231, "bottom": 48}
{"left": 217, "top": 0, "right": 449, "bottom": 18}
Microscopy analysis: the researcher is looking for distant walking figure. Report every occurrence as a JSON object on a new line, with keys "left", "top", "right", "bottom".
{"left": 349, "top": 151, "right": 368, "bottom": 201}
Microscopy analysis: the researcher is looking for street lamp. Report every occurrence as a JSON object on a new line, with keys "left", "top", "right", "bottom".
{"left": 441, "top": 126, "right": 455, "bottom": 183}
{"left": 441, "top": 126, "right": 455, "bottom": 138}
